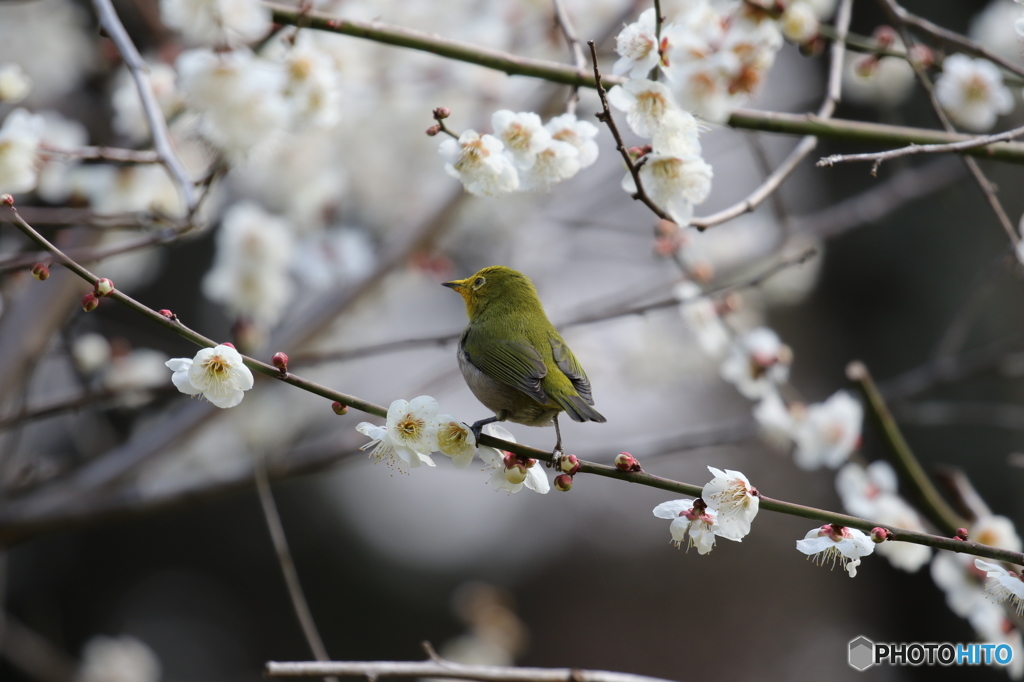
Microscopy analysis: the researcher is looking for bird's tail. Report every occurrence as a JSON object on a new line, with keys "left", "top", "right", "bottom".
{"left": 554, "top": 393, "right": 607, "bottom": 423}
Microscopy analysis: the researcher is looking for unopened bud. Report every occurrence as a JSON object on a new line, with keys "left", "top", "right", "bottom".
{"left": 331, "top": 401, "right": 349, "bottom": 415}
{"left": 559, "top": 454, "right": 580, "bottom": 475}
{"left": 159, "top": 309, "right": 176, "bottom": 320}
{"left": 432, "top": 106, "right": 451, "bottom": 120}
{"left": 956, "top": 527, "right": 969, "bottom": 540}
{"left": 0, "top": 194, "right": 13, "bottom": 206}
{"left": 870, "top": 527, "right": 890, "bottom": 543}
{"left": 81, "top": 293, "right": 99, "bottom": 312}
{"left": 853, "top": 55, "right": 879, "bottom": 78}
{"left": 798, "top": 36, "right": 825, "bottom": 57}
{"left": 221, "top": 342, "right": 235, "bottom": 348}
{"left": 872, "top": 25, "right": 898, "bottom": 49}
{"left": 614, "top": 452, "right": 642, "bottom": 472}
{"left": 627, "top": 144, "right": 652, "bottom": 159}
{"left": 554, "top": 474, "right": 573, "bottom": 491}
{"left": 908, "top": 44, "right": 934, "bottom": 70}
{"left": 426, "top": 124, "right": 442, "bottom": 136}
{"left": 503, "top": 452, "right": 518, "bottom": 470}
{"left": 272, "top": 351, "right": 289, "bottom": 372}
{"left": 31, "top": 263, "right": 49, "bottom": 280}
{"left": 504, "top": 463, "right": 528, "bottom": 485}
{"left": 94, "top": 278, "right": 115, "bottom": 296}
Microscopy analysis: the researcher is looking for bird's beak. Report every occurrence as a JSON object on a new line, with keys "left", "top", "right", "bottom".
{"left": 441, "top": 278, "right": 464, "bottom": 290}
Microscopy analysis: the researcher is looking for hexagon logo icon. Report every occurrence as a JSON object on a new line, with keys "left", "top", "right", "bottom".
{"left": 849, "top": 636, "right": 875, "bottom": 671}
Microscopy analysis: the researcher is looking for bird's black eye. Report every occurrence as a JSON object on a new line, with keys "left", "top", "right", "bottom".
{"left": 472, "top": 277, "right": 485, "bottom": 289}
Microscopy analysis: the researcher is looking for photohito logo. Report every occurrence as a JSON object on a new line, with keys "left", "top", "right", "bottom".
{"left": 849, "top": 636, "right": 1014, "bottom": 671}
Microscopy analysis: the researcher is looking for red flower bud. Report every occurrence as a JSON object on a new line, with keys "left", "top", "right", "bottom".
{"left": 159, "top": 309, "right": 176, "bottom": 320}
{"left": 559, "top": 454, "right": 580, "bottom": 475}
{"left": 554, "top": 474, "right": 573, "bottom": 491}
{"left": 220, "top": 342, "right": 235, "bottom": 348}
{"left": 614, "top": 452, "right": 642, "bottom": 472}
{"left": 272, "top": 351, "right": 289, "bottom": 372}
{"left": 31, "top": 263, "right": 49, "bottom": 280}
{"left": 870, "top": 527, "right": 890, "bottom": 543}
{"left": 432, "top": 106, "right": 451, "bottom": 120}
{"left": 331, "top": 401, "right": 349, "bottom": 415}
{"left": 426, "top": 124, "right": 442, "bottom": 136}
{"left": 0, "top": 194, "right": 13, "bottom": 206}
{"left": 81, "top": 293, "right": 99, "bottom": 312}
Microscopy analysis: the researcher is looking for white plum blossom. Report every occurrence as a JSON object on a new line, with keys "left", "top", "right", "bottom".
{"left": 622, "top": 149, "right": 712, "bottom": 225}
{"left": 843, "top": 50, "right": 915, "bottom": 109}
{"left": 934, "top": 53, "right": 1014, "bottom": 132}
{"left": 160, "top": 0, "right": 271, "bottom": 47}
{"left": 477, "top": 424, "right": 549, "bottom": 494}
{"left": 780, "top": 2, "right": 819, "bottom": 44}
{"left": 491, "top": 110, "right": 551, "bottom": 170}
{"left": 276, "top": 37, "right": 343, "bottom": 129}
{"left": 796, "top": 524, "right": 875, "bottom": 577}
{"left": 719, "top": 327, "right": 791, "bottom": 399}
{"left": 77, "top": 635, "right": 161, "bottom": 682}
{"left": 0, "top": 63, "right": 31, "bottom": 103}
{"left": 177, "top": 48, "right": 290, "bottom": 160}
{"left": 653, "top": 498, "right": 719, "bottom": 554}
{"left": 202, "top": 202, "right": 295, "bottom": 326}
{"left": 970, "top": 0, "right": 1024, "bottom": 65}
{"left": 972, "top": 515, "right": 1023, "bottom": 554}
{"left": 545, "top": 113, "right": 599, "bottom": 168}
{"left": 675, "top": 281, "right": 731, "bottom": 358}
{"left": 0, "top": 108, "right": 44, "bottom": 194}
{"left": 519, "top": 139, "right": 580, "bottom": 192}
{"left": 165, "top": 344, "right": 254, "bottom": 408}
{"left": 753, "top": 388, "right": 796, "bottom": 450}
{"left": 613, "top": 8, "right": 662, "bottom": 78}
{"left": 105, "top": 348, "right": 172, "bottom": 408}
{"left": 791, "top": 390, "right": 863, "bottom": 470}
{"left": 702, "top": 466, "right": 759, "bottom": 541}
{"left": 439, "top": 130, "right": 519, "bottom": 197}
{"left": 975, "top": 560, "right": 1024, "bottom": 615}
{"left": 607, "top": 79, "right": 683, "bottom": 138}
{"left": 111, "top": 62, "right": 181, "bottom": 143}
{"left": 77, "top": 165, "right": 183, "bottom": 217}
{"left": 356, "top": 396, "right": 440, "bottom": 473}
{"left": 436, "top": 415, "right": 476, "bottom": 469}
{"left": 36, "top": 109, "right": 88, "bottom": 204}
{"left": 836, "top": 461, "right": 930, "bottom": 572}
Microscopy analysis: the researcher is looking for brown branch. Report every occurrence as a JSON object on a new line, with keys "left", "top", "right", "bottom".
{"left": 586, "top": 40, "right": 675, "bottom": 224}
{"left": 40, "top": 145, "right": 161, "bottom": 164}
{"left": 266, "top": 659, "right": 676, "bottom": 682}
{"left": 90, "top": 0, "right": 197, "bottom": 210}
{"left": 551, "top": 0, "right": 585, "bottom": 113}
{"left": 818, "top": 123, "right": 1024, "bottom": 175}
{"left": 254, "top": 457, "right": 337, "bottom": 682}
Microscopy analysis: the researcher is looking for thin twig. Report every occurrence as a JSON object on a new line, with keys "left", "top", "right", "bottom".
{"left": 90, "top": 0, "right": 197, "bottom": 210}
{"left": 39, "top": 145, "right": 161, "bottom": 164}
{"left": 891, "top": 3, "right": 1024, "bottom": 81}
{"left": 587, "top": 40, "right": 675, "bottom": 224}
{"left": 818, "top": 123, "right": 1024, "bottom": 175}
{"left": 267, "top": 659, "right": 673, "bottom": 682}
{"left": 551, "top": 0, "right": 585, "bottom": 114}
{"left": 254, "top": 456, "right": 337, "bottom": 682}
{"left": 877, "top": 0, "right": 1018, "bottom": 246}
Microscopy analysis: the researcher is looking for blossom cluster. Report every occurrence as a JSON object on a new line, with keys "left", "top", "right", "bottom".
{"left": 438, "top": 111, "right": 598, "bottom": 196}
{"left": 652, "top": 466, "right": 760, "bottom": 554}
{"left": 355, "top": 396, "right": 549, "bottom": 492}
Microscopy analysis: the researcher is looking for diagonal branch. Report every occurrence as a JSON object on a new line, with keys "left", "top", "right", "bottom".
{"left": 90, "top": 0, "right": 197, "bottom": 211}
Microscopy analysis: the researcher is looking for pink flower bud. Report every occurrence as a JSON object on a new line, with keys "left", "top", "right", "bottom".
{"left": 81, "top": 293, "right": 99, "bottom": 312}
{"left": 272, "top": 351, "right": 289, "bottom": 372}
{"left": 221, "top": 342, "right": 235, "bottom": 349}
{"left": 159, "top": 309, "right": 176, "bottom": 320}
{"left": 0, "top": 194, "right": 13, "bottom": 206}
{"left": 872, "top": 25, "right": 898, "bottom": 49}
{"left": 956, "top": 528, "right": 969, "bottom": 540}
{"left": 559, "top": 454, "right": 580, "bottom": 475}
{"left": 908, "top": 44, "right": 934, "bottom": 70}
{"left": 554, "top": 474, "right": 573, "bottom": 491}
{"left": 614, "top": 452, "right": 642, "bottom": 472}
{"left": 870, "top": 527, "right": 890, "bottom": 543}
{"left": 331, "top": 401, "right": 349, "bottom": 415}
{"left": 94, "top": 278, "right": 115, "bottom": 296}
{"left": 503, "top": 452, "right": 518, "bottom": 470}
{"left": 432, "top": 107, "right": 451, "bottom": 120}
{"left": 426, "top": 124, "right": 441, "bottom": 136}
{"left": 854, "top": 55, "right": 879, "bottom": 78}
{"left": 31, "top": 263, "right": 49, "bottom": 280}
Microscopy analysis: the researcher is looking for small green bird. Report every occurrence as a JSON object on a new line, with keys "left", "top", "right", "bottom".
{"left": 442, "top": 265, "right": 605, "bottom": 454}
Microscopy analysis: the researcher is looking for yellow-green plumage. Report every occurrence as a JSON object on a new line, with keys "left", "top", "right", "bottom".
{"left": 442, "top": 266, "right": 605, "bottom": 444}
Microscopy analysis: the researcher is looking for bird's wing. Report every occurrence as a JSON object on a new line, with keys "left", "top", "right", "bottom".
{"left": 549, "top": 335, "right": 594, "bottom": 405}
{"left": 462, "top": 327, "right": 549, "bottom": 404}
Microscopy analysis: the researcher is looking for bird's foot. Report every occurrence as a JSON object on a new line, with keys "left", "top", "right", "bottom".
{"left": 470, "top": 416, "right": 501, "bottom": 446}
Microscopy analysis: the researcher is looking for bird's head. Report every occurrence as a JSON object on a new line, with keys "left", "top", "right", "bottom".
{"left": 442, "top": 265, "right": 540, "bottom": 318}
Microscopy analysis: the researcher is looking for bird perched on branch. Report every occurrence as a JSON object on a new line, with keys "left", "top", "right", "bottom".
{"left": 442, "top": 265, "right": 605, "bottom": 455}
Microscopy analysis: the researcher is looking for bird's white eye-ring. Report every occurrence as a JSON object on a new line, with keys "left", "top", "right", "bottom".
{"left": 472, "top": 276, "right": 486, "bottom": 289}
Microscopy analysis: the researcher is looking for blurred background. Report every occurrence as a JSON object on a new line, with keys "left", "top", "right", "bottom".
{"left": 0, "top": 0, "right": 1023, "bottom": 681}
